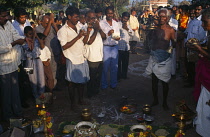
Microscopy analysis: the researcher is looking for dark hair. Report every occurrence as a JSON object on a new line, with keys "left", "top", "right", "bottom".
{"left": 105, "top": 6, "right": 114, "bottom": 15}
{"left": 95, "top": 8, "right": 102, "bottom": 13}
{"left": 195, "top": 2, "right": 204, "bottom": 9}
{"left": 158, "top": 6, "right": 163, "bottom": 10}
{"left": 14, "top": 7, "right": 27, "bottom": 17}
{"left": 45, "top": 13, "right": 51, "bottom": 16}
{"left": 24, "top": 26, "right": 33, "bottom": 34}
{"left": 37, "top": 33, "right": 46, "bottom": 40}
{"left": 59, "top": 11, "right": 64, "bottom": 14}
{"left": 62, "top": 17, "right": 67, "bottom": 25}
{"left": 131, "top": 8, "right": 136, "bottom": 13}
{"left": 172, "top": 6, "right": 177, "bottom": 9}
{"left": 65, "top": 6, "right": 80, "bottom": 16}
{"left": 202, "top": 7, "right": 210, "bottom": 19}
{"left": 85, "top": 10, "right": 95, "bottom": 17}
{"left": 167, "top": 7, "right": 173, "bottom": 12}
{"left": 54, "top": 16, "right": 62, "bottom": 22}
{"left": 180, "top": 5, "right": 189, "bottom": 12}
{"left": 30, "top": 21, "right": 34, "bottom": 25}
{"left": 0, "top": 6, "right": 7, "bottom": 15}
{"left": 189, "top": 5, "right": 195, "bottom": 11}
{"left": 122, "top": 12, "right": 130, "bottom": 18}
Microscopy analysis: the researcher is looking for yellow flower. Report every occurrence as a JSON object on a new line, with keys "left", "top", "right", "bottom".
{"left": 128, "top": 133, "right": 134, "bottom": 137}
{"left": 139, "top": 132, "right": 144, "bottom": 137}
{"left": 49, "top": 135, "right": 54, "bottom": 137}
{"left": 38, "top": 110, "right": 46, "bottom": 116}
{"left": 47, "top": 122, "right": 53, "bottom": 129}
{"left": 146, "top": 125, "right": 152, "bottom": 130}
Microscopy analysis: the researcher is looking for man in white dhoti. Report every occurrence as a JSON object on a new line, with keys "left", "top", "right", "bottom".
{"left": 57, "top": 6, "right": 89, "bottom": 110}
{"left": 145, "top": 8, "right": 176, "bottom": 110}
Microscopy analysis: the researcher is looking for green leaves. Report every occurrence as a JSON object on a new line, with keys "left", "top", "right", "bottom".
{"left": 1, "top": 0, "right": 44, "bottom": 9}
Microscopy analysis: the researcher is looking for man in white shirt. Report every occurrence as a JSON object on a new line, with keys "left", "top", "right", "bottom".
{"left": 128, "top": 9, "right": 140, "bottom": 54}
{"left": 0, "top": 6, "right": 25, "bottom": 121}
{"left": 57, "top": 6, "right": 89, "bottom": 109}
{"left": 84, "top": 10, "right": 106, "bottom": 98}
{"left": 100, "top": 6, "right": 120, "bottom": 90}
{"left": 118, "top": 12, "right": 134, "bottom": 80}
{"left": 12, "top": 7, "right": 31, "bottom": 108}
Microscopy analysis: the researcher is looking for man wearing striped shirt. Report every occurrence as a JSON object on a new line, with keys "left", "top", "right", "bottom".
{"left": 0, "top": 7, "right": 25, "bottom": 121}
{"left": 118, "top": 12, "right": 134, "bottom": 80}
{"left": 12, "top": 7, "right": 31, "bottom": 108}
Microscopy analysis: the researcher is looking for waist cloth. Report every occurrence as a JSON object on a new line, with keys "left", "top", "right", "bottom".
{"left": 65, "top": 59, "right": 90, "bottom": 83}
{"left": 194, "top": 85, "right": 210, "bottom": 137}
{"left": 145, "top": 49, "right": 171, "bottom": 83}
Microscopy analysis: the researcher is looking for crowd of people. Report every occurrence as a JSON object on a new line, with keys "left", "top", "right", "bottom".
{"left": 0, "top": 1, "right": 210, "bottom": 136}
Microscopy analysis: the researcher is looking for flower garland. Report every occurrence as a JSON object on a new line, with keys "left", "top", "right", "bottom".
{"left": 37, "top": 110, "right": 54, "bottom": 137}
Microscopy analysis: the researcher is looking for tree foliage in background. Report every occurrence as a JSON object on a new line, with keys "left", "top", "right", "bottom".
{"left": 168, "top": 0, "right": 174, "bottom": 6}
{"left": 81, "top": 0, "right": 129, "bottom": 18}
{"left": 0, "top": 0, "right": 129, "bottom": 18}
{"left": 179, "top": 0, "right": 190, "bottom": 6}
{"left": 0, "top": 0, "right": 44, "bottom": 9}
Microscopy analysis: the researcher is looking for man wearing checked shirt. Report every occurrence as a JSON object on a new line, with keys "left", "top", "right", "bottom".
{"left": 118, "top": 12, "right": 134, "bottom": 80}
{"left": 99, "top": 6, "right": 120, "bottom": 90}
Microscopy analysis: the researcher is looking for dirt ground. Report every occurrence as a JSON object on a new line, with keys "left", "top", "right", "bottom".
{"left": 20, "top": 43, "right": 202, "bottom": 137}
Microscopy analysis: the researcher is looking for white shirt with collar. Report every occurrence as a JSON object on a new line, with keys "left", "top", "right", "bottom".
{"left": 99, "top": 19, "right": 120, "bottom": 46}
{"left": 12, "top": 19, "right": 31, "bottom": 36}
{"left": 57, "top": 23, "right": 85, "bottom": 65}
{"left": 197, "top": 15, "right": 202, "bottom": 21}
{"left": 84, "top": 29, "right": 103, "bottom": 62}
{"left": 12, "top": 20, "right": 31, "bottom": 61}
{"left": 0, "top": 21, "right": 24, "bottom": 75}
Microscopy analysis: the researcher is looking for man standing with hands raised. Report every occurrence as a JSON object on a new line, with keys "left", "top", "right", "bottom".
{"left": 84, "top": 10, "right": 106, "bottom": 98}
{"left": 57, "top": 6, "right": 89, "bottom": 110}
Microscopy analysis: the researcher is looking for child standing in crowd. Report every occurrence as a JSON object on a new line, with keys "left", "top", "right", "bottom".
{"left": 37, "top": 33, "right": 55, "bottom": 100}
{"left": 23, "top": 26, "right": 51, "bottom": 105}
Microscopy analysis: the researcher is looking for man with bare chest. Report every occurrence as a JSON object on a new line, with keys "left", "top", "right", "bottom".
{"left": 145, "top": 8, "right": 176, "bottom": 110}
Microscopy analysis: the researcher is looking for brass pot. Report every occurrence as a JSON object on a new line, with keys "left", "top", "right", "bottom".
{"left": 142, "top": 104, "right": 151, "bottom": 115}
{"left": 81, "top": 108, "right": 91, "bottom": 121}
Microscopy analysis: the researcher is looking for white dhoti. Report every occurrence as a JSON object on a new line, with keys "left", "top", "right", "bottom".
{"left": 195, "top": 85, "right": 210, "bottom": 137}
{"left": 145, "top": 56, "right": 172, "bottom": 83}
